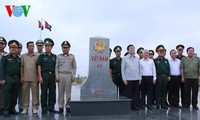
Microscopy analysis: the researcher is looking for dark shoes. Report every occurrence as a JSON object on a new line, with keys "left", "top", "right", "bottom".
{"left": 41, "top": 109, "right": 46, "bottom": 114}
{"left": 9, "top": 109, "right": 19, "bottom": 114}
{"left": 66, "top": 108, "right": 71, "bottom": 113}
{"left": 58, "top": 108, "right": 63, "bottom": 113}
{"left": 49, "top": 109, "right": 59, "bottom": 114}
{"left": 161, "top": 105, "right": 169, "bottom": 109}
{"left": 147, "top": 105, "right": 154, "bottom": 110}
{"left": 193, "top": 106, "right": 199, "bottom": 110}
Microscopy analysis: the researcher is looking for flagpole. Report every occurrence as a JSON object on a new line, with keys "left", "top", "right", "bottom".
{"left": 39, "top": 18, "right": 42, "bottom": 40}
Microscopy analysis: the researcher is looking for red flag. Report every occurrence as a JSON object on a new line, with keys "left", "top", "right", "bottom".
{"left": 38, "top": 20, "right": 44, "bottom": 30}
{"left": 45, "top": 21, "right": 52, "bottom": 31}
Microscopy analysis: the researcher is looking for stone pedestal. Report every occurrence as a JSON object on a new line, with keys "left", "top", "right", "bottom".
{"left": 70, "top": 37, "right": 131, "bottom": 116}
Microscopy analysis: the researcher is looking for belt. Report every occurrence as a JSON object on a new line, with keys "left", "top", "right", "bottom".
{"left": 59, "top": 71, "right": 72, "bottom": 74}
{"left": 157, "top": 74, "right": 167, "bottom": 76}
{"left": 7, "top": 74, "right": 20, "bottom": 78}
{"left": 43, "top": 71, "right": 54, "bottom": 74}
{"left": 113, "top": 73, "right": 121, "bottom": 76}
{"left": 171, "top": 75, "right": 181, "bottom": 77}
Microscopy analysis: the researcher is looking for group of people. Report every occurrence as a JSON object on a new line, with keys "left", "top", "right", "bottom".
{"left": 109, "top": 44, "right": 200, "bottom": 111}
{"left": 0, "top": 37, "right": 77, "bottom": 117}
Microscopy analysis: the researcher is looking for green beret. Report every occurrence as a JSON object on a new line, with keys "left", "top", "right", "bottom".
{"left": 176, "top": 44, "right": 185, "bottom": 50}
{"left": 149, "top": 50, "right": 154, "bottom": 55}
{"left": 44, "top": 38, "right": 54, "bottom": 46}
{"left": 0, "top": 37, "right": 7, "bottom": 44}
{"left": 137, "top": 47, "right": 144, "bottom": 54}
{"left": 8, "top": 40, "right": 19, "bottom": 47}
{"left": 61, "top": 41, "right": 71, "bottom": 48}
{"left": 36, "top": 40, "right": 44, "bottom": 45}
{"left": 113, "top": 46, "right": 122, "bottom": 52}
{"left": 156, "top": 45, "right": 165, "bottom": 52}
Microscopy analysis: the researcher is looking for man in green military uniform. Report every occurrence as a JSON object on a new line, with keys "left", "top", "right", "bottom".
{"left": 176, "top": 44, "right": 185, "bottom": 107}
{"left": 181, "top": 47, "right": 200, "bottom": 110}
{"left": 154, "top": 45, "right": 170, "bottom": 109}
{"left": 37, "top": 38, "right": 58, "bottom": 114}
{"left": 137, "top": 47, "right": 144, "bottom": 59}
{"left": 35, "top": 40, "right": 44, "bottom": 55}
{"left": 110, "top": 46, "right": 124, "bottom": 96}
{"left": 0, "top": 37, "right": 7, "bottom": 115}
{"left": 0, "top": 40, "right": 21, "bottom": 116}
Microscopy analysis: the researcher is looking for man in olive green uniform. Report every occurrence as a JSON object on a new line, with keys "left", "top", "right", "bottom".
{"left": 0, "top": 40, "right": 21, "bottom": 116}
{"left": 181, "top": 47, "right": 200, "bottom": 110}
{"left": 110, "top": 46, "right": 124, "bottom": 96}
{"left": 37, "top": 38, "right": 58, "bottom": 114}
{"left": 137, "top": 47, "right": 144, "bottom": 59}
{"left": 56, "top": 41, "right": 77, "bottom": 113}
{"left": 154, "top": 45, "right": 170, "bottom": 109}
{"left": 176, "top": 44, "right": 185, "bottom": 107}
{"left": 35, "top": 40, "right": 44, "bottom": 55}
{"left": 0, "top": 37, "right": 7, "bottom": 115}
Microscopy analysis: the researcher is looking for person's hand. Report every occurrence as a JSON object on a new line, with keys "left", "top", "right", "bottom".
{"left": 139, "top": 80, "right": 141, "bottom": 85}
{"left": 56, "top": 77, "right": 60, "bottom": 83}
{"left": 0, "top": 80, "right": 5, "bottom": 85}
{"left": 123, "top": 80, "right": 128, "bottom": 86}
{"left": 181, "top": 77, "right": 185, "bottom": 83}
{"left": 38, "top": 77, "right": 43, "bottom": 83}
{"left": 71, "top": 77, "right": 75, "bottom": 83}
{"left": 21, "top": 78, "right": 24, "bottom": 84}
{"left": 168, "top": 77, "right": 171, "bottom": 81}
{"left": 153, "top": 80, "right": 156, "bottom": 84}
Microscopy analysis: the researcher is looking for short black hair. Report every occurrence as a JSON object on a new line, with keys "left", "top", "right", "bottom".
{"left": 127, "top": 44, "right": 134, "bottom": 51}
{"left": 26, "top": 41, "right": 34, "bottom": 47}
{"left": 170, "top": 49, "right": 176, "bottom": 54}
{"left": 186, "top": 47, "right": 194, "bottom": 52}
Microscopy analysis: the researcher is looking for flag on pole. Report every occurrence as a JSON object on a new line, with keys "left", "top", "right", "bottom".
{"left": 45, "top": 21, "right": 52, "bottom": 31}
{"left": 38, "top": 20, "right": 44, "bottom": 30}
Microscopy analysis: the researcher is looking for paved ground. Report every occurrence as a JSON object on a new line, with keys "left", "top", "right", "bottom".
{"left": 0, "top": 84, "right": 200, "bottom": 120}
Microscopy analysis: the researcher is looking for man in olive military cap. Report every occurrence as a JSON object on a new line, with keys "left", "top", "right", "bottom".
{"left": 35, "top": 40, "right": 44, "bottom": 55}
{"left": 0, "top": 40, "right": 21, "bottom": 116}
{"left": 149, "top": 50, "right": 154, "bottom": 59}
{"left": 176, "top": 44, "right": 185, "bottom": 107}
{"left": 37, "top": 38, "right": 58, "bottom": 114}
{"left": 137, "top": 47, "right": 144, "bottom": 59}
{"left": 110, "top": 46, "right": 125, "bottom": 96}
{"left": 154, "top": 45, "right": 170, "bottom": 109}
{"left": 0, "top": 36, "right": 7, "bottom": 115}
{"left": 56, "top": 41, "right": 77, "bottom": 114}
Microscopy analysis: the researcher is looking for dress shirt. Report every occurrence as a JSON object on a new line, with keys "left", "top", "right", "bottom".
{"left": 168, "top": 58, "right": 181, "bottom": 76}
{"left": 140, "top": 58, "right": 156, "bottom": 80}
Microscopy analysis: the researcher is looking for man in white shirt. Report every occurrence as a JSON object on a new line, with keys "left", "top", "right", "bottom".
{"left": 168, "top": 49, "right": 181, "bottom": 108}
{"left": 121, "top": 44, "right": 140, "bottom": 110}
{"left": 140, "top": 50, "right": 156, "bottom": 110}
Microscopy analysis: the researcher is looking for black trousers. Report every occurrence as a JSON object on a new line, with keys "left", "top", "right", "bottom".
{"left": 180, "top": 81, "right": 185, "bottom": 106}
{"left": 112, "top": 75, "right": 125, "bottom": 96}
{"left": 168, "top": 75, "right": 180, "bottom": 106}
{"left": 140, "top": 76, "right": 154, "bottom": 106}
{"left": 183, "top": 79, "right": 199, "bottom": 107}
{"left": 125, "top": 80, "right": 140, "bottom": 109}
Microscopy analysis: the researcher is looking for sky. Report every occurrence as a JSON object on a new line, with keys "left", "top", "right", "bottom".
{"left": 1, "top": 0, "right": 200, "bottom": 76}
